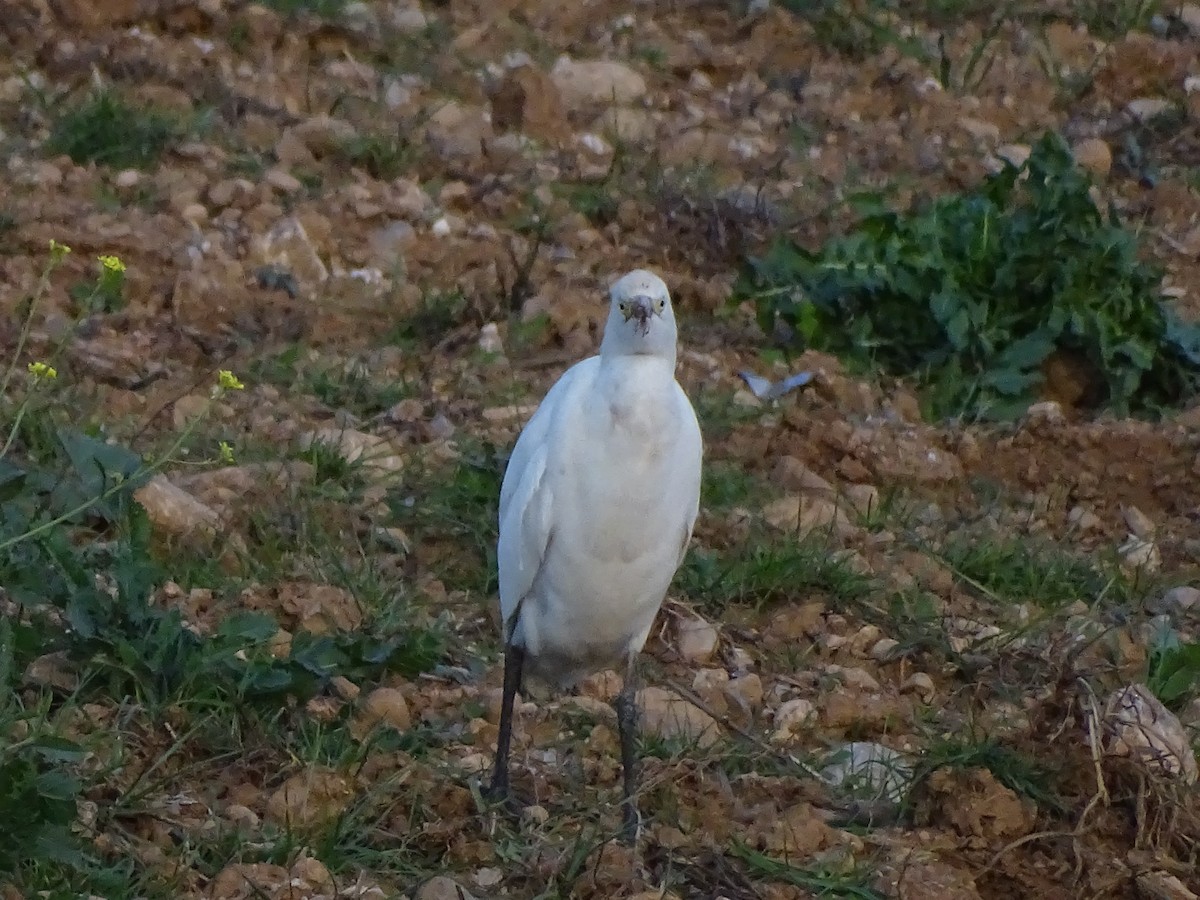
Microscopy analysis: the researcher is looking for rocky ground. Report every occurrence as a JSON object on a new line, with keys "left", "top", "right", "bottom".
{"left": 3, "top": 1, "right": 1200, "bottom": 898}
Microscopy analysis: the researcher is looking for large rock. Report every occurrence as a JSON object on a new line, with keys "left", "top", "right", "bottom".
{"left": 637, "top": 687, "right": 719, "bottom": 748}
{"left": 550, "top": 56, "right": 646, "bottom": 109}
{"left": 296, "top": 428, "right": 404, "bottom": 478}
{"left": 822, "top": 741, "right": 913, "bottom": 807}
{"left": 424, "top": 101, "right": 491, "bottom": 161}
{"left": 134, "top": 475, "right": 222, "bottom": 538}
{"left": 252, "top": 216, "right": 328, "bottom": 292}
{"left": 265, "top": 769, "right": 353, "bottom": 828}
{"left": 350, "top": 686, "right": 412, "bottom": 739}
{"left": 1104, "top": 684, "right": 1198, "bottom": 783}
{"left": 489, "top": 65, "right": 570, "bottom": 143}
{"left": 672, "top": 611, "right": 719, "bottom": 663}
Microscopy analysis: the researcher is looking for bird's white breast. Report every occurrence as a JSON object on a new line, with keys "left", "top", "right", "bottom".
{"left": 506, "top": 355, "right": 702, "bottom": 687}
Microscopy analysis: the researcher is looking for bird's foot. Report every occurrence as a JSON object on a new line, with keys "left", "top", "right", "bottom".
{"left": 483, "top": 775, "right": 531, "bottom": 820}
{"left": 483, "top": 774, "right": 509, "bottom": 805}
{"left": 619, "top": 800, "right": 642, "bottom": 846}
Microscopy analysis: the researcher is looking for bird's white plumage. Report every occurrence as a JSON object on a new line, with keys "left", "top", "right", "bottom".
{"left": 497, "top": 270, "right": 702, "bottom": 689}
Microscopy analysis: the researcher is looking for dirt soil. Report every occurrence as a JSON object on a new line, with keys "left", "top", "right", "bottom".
{"left": 4, "top": 1, "right": 1200, "bottom": 898}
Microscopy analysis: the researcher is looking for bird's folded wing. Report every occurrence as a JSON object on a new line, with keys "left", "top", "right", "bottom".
{"left": 497, "top": 362, "right": 593, "bottom": 638}
{"left": 674, "top": 383, "right": 703, "bottom": 568}
{"left": 498, "top": 359, "right": 591, "bottom": 522}
{"left": 497, "top": 439, "right": 554, "bottom": 638}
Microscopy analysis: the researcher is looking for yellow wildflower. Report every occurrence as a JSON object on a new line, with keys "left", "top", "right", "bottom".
{"left": 98, "top": 254, "right": 126, "bottom": 274}
{"left": 48, "top": 239, "right": 71, "bottom": 260}
{"left": 27, "top": 361, "right": 58, "bottom": 381}
{"left": 218, "top": 441, "right": 235, "bottom": 465}
{"left": 217, "top": 370, "right": 244, "bottom": 391}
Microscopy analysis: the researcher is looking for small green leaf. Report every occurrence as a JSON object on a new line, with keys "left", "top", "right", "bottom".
{"left": 981, "top": 368, "right": 1040, "bottom": 396}
{"left": 57, "top": 428, "right": 143, "bottom": 488}
{"left": 1156, "top": 668, "right": 1196, "bottom": 705}
{"left": 29, "top": 736, "right": 87, "bottom": 764}
{"left": 32, "top": 825, "right": 86, "bottom": 867}
{"left": 0, "top": 461, "right": 26, "bottom": 504}
{"left": 216, "top": 612, "right": 280, "bottom": 643}
{"left": 291, "top": 635, "right": 349, "bottom": 677}
{"left": 996, "top": 330, "right": 1056, "bottom": 371}
{"left": 946, "top": 309, "right": 970, "bottom": 350}
{"left": 64, "top": 594, "right": 99, "bottom": 640}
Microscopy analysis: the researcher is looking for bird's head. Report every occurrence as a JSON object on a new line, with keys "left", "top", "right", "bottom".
{"left": 601, "top": 269, "right": 677, "bottom": 359}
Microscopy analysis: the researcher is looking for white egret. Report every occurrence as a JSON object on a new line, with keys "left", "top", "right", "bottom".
{"left": 488, "top": 269, "right": 703, "bottom": 841}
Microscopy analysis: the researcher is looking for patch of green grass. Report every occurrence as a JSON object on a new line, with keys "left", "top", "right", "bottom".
{"left": 680, "top": 530, "right": 872, "bottom": 612}
{"left": 227, "top": 18, "right": 251, "bottom": 53}
{"left": 1074, "top": 0, "right": 1161, "bottom": 40}
{"left": 554, "top": 139, "right": 648, "bottom": 228}
{"left": 489, "top": 821, "right": 609, "bottom": 897}
{"left": 700, "top": 461, "right": 770, "bottom": 512}
{"left": 939, "top": 534, "right": 1121, "bottom": 609}
{"left": 295, "top": 170, "right": 325, "bottom": 193}
{"left": 45, "top": 90, "right": 180, "bottom": 169}
{"left": 257, "top": 0, "right": 348, "bottom": 18}
{"left": 878, "top": 588, "right": 949, "bottom": 656}
{"left": 304, "top": 795, "right": 435, "bottom": 887}
{"left": 1146, "top": 625, "right": 1200, "bottom": 710}
{"left": 778, "top": 0, "right": 927, "bottom": 63}
{"left": 692, "top": 389, "right": 765, "bottom": 440}
{"left": 502, "top": 313, "right": 554, "bottom": 357}
{"left": 640, "top": 731, "right": 720, "bottom": 763}
{"left": 0, "top": 377, "right": 448, "bottom": 892}
{"left": 248, "top": 346, "right": 416, "bottom": 419}
{"left": 918, "top": 0, "right": 1001, "bottom": 23}
{"left": 731, "top": 842, "right": 884, "bottom": 899}
{"left": 385, "top": 440, "right": 504, "bottom": 595}
{"left": 226, "top": 151, "right": 267, "bottom": 179}
{"left": 336, "top": 130, "right": 417, "bottom": 180}
{"left": 713, "top": 743, "right": 806, "bottom": 779}
{"left": 559, "top": 182, "right": 620, "bottom": 226}
{"left": 93, "top": 181, "right": 159, "bottom": 214}
{"left": 388, "top": 288, "right": 473, "bottom": 345}
{"left": 296, "top": 437, "right": 368, "bottom": 488}
{"left": 912, "top": 734, "right": 1067, "bottom": 814}
{"left": 932, "top": 13, "right": 1008, "bottom": 94}
{"left": 740, "top": 132, "right": 1200, "bottom": 421}
{"left": 306, "top": 364, "right": 414, "bottom": 419}
{"left": 0, "top": 674, "right": 86, "bottom": 878}
{"left": 632, "top": 45, "right": 667, "bottom": 71}
{"left": 369, "top": 21, "right": 455, "bottom": 82}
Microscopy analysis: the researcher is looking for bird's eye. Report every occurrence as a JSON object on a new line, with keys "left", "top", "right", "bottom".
{"left": 618, "top": 301, "right": 629, "bottom": 313}
{"left": 654, "top": 298, "right": 666, "bottom": 312}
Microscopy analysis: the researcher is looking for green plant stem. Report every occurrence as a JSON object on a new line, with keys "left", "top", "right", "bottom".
{"left": 0, "top": 389, "right": 228, "bottom": 554}
{"left": 0, "top": 257, "right": 63, "bottom": 401}
{"left": 0, "top": 400, "right": 33, "bottom": 461}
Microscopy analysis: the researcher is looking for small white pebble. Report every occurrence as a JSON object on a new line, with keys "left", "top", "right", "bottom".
{"left": 578, "top": 133, "right": 610, "bottom": 155}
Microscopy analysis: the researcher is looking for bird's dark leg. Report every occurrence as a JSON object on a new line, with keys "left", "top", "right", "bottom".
{"left": 614, "top": 660, "right": 641, "bottom": 844}
{"left": 487, "top": 643, "right": 524, "bottom": 804}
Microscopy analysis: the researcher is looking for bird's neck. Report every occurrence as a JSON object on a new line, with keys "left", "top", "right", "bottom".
{"left": 599, "top": 326, "right": 678, "bottom": 365}
{"left": 598, "top": 348, "right": 677, "bottom": 380}
{"left": 592, "top": 353, "right": 681, "bottom": 440}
